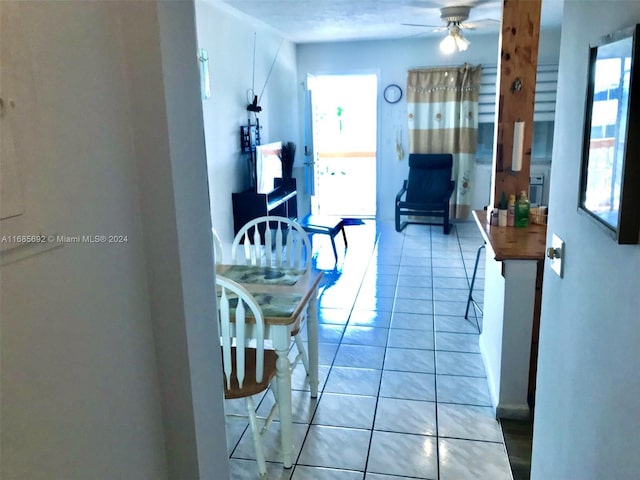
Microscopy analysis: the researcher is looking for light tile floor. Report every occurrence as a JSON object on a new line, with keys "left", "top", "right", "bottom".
{"left": 226, "top": 220, "right": 513, "bottom": 480}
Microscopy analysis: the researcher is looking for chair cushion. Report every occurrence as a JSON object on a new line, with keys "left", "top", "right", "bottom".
{"left": 398, "top": 202, "right": 447, "bottom": 212}
{"left": 406, "top": 154, "right": 454, "bottom": 203}
{"left": 408, "top": 153, "right": 453, "bottom": 169}
{"left": 223, "top": 347, "right": 278, "bottom": 399}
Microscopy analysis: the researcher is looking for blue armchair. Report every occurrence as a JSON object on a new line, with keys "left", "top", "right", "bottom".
{"left": 395, "top": 153, "right": 455, "bottom": 234}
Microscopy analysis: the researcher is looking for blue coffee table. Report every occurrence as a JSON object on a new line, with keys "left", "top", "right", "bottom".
{"left": 299, "top": 214, "right": 348, "bottom": 262}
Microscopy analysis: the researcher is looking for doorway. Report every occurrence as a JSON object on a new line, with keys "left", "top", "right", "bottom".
{"left": 306, "top": 74, "right": 377, "bottom": 217}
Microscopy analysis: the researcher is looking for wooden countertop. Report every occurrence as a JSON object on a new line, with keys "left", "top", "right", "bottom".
{"left": 472, "top": 210, "right": 547, "bottom": 261}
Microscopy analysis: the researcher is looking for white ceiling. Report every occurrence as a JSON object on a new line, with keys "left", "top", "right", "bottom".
{"left": 219, "top": 0, "right": 564, "bottom": 44}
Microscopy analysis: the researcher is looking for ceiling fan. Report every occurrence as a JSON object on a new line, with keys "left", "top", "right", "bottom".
{"left": 403, "top": 5, "right": 499, "bottom": 54}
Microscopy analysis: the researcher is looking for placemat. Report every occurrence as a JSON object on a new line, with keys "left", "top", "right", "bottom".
{"left": 222, "top": 265, "right": 303, "bottom": 286}
{"left": 221, "top": 292, "right": 303, "bottom": 318}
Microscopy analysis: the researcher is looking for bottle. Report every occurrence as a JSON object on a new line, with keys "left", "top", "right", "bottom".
{"left": 514, "top": 191, "right": 530, "bottom": 228}
{"left": 491, "top": 208, "right": 499, "bottom": 226}
{"left": 507, "top": 194, "right": 516, "bottom": 227}
{"left": 498, "top": 192, "right": 508, "bottom": 227}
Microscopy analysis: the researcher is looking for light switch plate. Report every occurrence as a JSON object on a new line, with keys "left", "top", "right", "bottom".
{"left": 548, "top": 233, "right": 565, "bottom": 278}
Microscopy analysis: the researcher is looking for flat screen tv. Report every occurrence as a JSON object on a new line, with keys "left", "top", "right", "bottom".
{"left": 255, "top": 141, "right": 282, "bottom": 194}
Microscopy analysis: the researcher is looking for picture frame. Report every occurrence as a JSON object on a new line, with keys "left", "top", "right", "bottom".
{"left": 579, "top": 23, "right": 640, "bottom": 244}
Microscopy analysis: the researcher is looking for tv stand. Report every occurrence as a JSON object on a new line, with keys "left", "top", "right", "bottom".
{"left": 232, "top": 178, "right": 298, "bottom": 235}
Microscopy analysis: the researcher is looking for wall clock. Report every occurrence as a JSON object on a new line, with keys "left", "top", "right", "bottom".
{"left": 383, "top": 84, "right": 403, "bottom": 104}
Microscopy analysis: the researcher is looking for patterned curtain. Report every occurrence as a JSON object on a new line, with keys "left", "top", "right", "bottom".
{"left": 407, "top": 64, "right": 482, "bottom": 219}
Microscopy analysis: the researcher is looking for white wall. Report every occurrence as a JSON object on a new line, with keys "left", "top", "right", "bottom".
{"left": 139, "top": 2, "right": 229, "bottom": 477}
{"left": 195, "top": 1, "right": 299, "bottom": 259}
{"left": 296, "top": 30, "right": 561, "bottom": 220}
{"left": 531, "top": 2, "right": 640, "bottom": 479}
{"left": 0, "top": 1, "right": 228, "bottom": 478}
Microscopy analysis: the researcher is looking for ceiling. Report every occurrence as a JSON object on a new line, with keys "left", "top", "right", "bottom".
{"left": 219, "top": 0, "right": 564, "bottom": 44}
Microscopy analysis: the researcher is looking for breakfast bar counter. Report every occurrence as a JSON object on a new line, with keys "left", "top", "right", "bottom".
{"left": 473, "top": 209, "right": 547, "bottom": 261}
{"left": 472, "top": 210, "right": 546, "bottom": 420}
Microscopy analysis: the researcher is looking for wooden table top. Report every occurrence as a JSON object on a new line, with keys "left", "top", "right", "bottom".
{"left": 472, "top": 210, "right": 547, "bottom": 261}
{"left": 216, "top": 264, "right": 323, "bottom": 325}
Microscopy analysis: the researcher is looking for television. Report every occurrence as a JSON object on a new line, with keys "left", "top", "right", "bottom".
{"left": 255, "top": 141, "right": 282, "bottom": 194}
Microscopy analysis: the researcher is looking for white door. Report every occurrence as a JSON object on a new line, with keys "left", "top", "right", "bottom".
{"left": 303, "top": 78, "right": 317, "bottom": 197}
{"left": 306, "top": 74, "right": 377, "bottom": 217}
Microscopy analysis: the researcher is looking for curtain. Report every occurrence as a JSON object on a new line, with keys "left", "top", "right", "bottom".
{"left": 407, "top": 64, "right": 482, "bottom": 219}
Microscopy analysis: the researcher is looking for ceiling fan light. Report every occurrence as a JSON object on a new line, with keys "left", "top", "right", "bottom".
{"left": 455, "top": 33, "right": 470, "bottom": 51}
{"left": 440, "top": 33, "right": 456, "bottom": 54}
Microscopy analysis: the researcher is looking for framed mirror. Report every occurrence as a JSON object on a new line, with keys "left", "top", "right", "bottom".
{"left": 579, "top": 24, "right": 640, "bottom": 244}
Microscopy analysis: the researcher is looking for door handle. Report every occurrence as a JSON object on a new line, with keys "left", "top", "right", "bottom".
{"left": 546, "top": 247, "right": 561, "bottom": 259}
{"left": 547, "top": 233, "right": 565, "bottom": 278}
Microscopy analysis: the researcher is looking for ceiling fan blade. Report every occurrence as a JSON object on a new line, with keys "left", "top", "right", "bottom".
{"left": 408, "top": 0, "right": 495, "bottom": 10}
{"left": 407, "top": 0, "right": 446, "bottom": 7}
{"left": 409, "top": 0, "right": 492, "bottom": 6}
{"left": 401, "top": 22, "right": 445, "bottom": 30}
{"left": 461, "top": 18, "right": 500, "bottom": 30}
{"left": 409, "top": 0, "right": 496, "bottom": 10}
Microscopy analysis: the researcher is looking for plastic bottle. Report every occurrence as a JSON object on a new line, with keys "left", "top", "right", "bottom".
{"left": 514, "top": 191, "right": 530, "bottom": 228}
{"left": 507, "top": 194, "right": 516, "bottom": 227}
{"left": 491, "top": 208, "right": 499, "bottom": 226}
{"left": 498, "top": 192, "right": 508, "bottom": 226}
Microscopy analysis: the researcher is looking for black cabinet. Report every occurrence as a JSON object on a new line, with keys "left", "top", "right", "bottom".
{"left": 232, "top": 178, "right": 297, "bottom": 235}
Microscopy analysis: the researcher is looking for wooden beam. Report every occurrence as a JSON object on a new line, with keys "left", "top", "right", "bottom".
{"left": 491, "top": 0, "right": 542, "bottom": 207}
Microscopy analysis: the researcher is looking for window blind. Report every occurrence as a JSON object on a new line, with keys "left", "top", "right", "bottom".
{"left": 478, "top": 64, "right": 559, "bottom": 123}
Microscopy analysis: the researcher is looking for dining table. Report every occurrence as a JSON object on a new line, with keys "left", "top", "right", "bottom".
{"left": 216, "top": 263, "right": 323, "bottom": 468}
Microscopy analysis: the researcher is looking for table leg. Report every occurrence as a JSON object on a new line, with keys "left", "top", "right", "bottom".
{"left": 307, "top": 287, "right": 319, "bottom": 397}
{"left": 273, "top": 329, "right": 294, "bottom": 468}
{"left": 330, "top": 236, "right": 338, "bottom": 262}
{"left": 340, "top": 223, "right": 348, "bottom": 247}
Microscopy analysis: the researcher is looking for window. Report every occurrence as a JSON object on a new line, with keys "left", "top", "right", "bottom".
{"left": 476, "top": 121, "right": 554, "bottom": 163}
{"left": 476, "top": 64, "right": 557, "bottom": 163}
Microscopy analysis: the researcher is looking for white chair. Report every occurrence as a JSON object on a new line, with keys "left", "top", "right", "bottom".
{"left": 231, "top": 216, "right": 312, "bottom": 271}
{"left": 212, "top": 228, "right": 223, "bottom": 265}
{"left": 217, "top": 275, "right": 278, "bottom": 478}
{"left": 231, "top": 216, "right": 312, "bottom": 377}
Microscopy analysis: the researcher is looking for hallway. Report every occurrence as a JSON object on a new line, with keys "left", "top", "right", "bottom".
{"left": 225, "top": 220, "right": 514, "bottom": 479}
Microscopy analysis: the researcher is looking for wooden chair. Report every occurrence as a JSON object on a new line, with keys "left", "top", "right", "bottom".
{"left": 231, "top": 216, "right": 312, "bottom": 378}
{"left": 217, "top": 275, "right": 278, "bottom": 478}
{"left": 395, "top": 153, "right": 455, "bottom": 234}
{"left": 212, "top": 228, "right": 223, "bottom": 264}
{"left": 231, "top": 215, "right": 312, "bottom": 271}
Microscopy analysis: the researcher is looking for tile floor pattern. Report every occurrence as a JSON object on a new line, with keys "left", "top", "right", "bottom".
{"left": 225, "top": 220, "right": 514, "bottom": 480}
